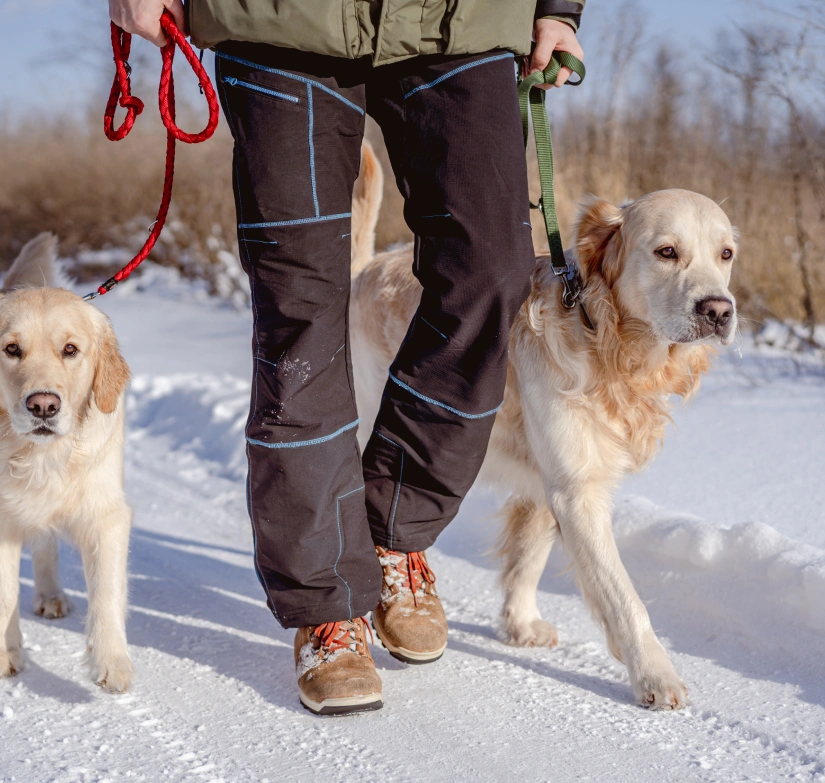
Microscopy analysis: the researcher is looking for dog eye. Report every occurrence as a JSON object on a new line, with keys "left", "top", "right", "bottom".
{"left": 63, "top": 344, "right": 79, "bottom": 357}
{"left": 656, "top": 246, "right": 678, "bottom": 260}
{"left": 721, "top": 249, "right": 733, "bottom": 261}
{"left": 4, "top": 343, "right": 20, "bottom": 357}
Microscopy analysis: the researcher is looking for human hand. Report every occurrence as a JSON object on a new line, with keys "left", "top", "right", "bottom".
{"left": 525, "top": 19, "right": 584, "bottom": 89}
{"left": 108, "top": 0, "right": 185, "bottom": 47}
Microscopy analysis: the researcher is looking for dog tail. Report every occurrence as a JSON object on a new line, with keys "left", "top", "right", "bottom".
{"left": 351, "top": 141, "right": 384, "bottom": 278}
{"left": 4, "top": 232, "right": 69, "bottom": 290}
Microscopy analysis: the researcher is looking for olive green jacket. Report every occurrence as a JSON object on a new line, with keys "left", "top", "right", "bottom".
{"left": 188, "top": 0, "right": 585, "bottom": 66}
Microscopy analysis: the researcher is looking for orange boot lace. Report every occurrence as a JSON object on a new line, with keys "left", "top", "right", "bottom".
{"left": 313, "top": 617, "right": 374, "bottom": 657}
{"left": 378, "top": 548, "right": 436, "bottom": 607}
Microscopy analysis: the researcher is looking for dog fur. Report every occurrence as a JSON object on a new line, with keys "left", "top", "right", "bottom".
{"left": 0, "top": 234, "right": 133, "bottom": 692}
{"left": 349, "top": 143, "right": 738, "bottom": 710}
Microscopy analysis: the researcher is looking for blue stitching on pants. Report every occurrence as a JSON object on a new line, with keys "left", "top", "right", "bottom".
{"left": 421, "top": 213, "right": 451, "bottom": 219}
{"left": 243, "top": 239, "right": 279, "bottom": 245}
{"left": 334, "top": 485, "right": 364, "bottom": 618}
{"left": 239, "top": 213, "right": 351, "bottom": 229}
{"left": 247, "top": 419, "right": 359, "bottom": 449}
{"left": 388, "top": 373, "right": 502, "bottom": 419}
{"left": 307, "top": 84, "right": 320, "bottom": 217}
{"left": 216, "top": 51, "right": 365, "bottom": 115}
{"left": 419, "top": 316, "right": 448, "bottom": 341}
{"left": 374, "top": 432, "right": 404, "bottom": 549}
{"left": 403, "top": 52, "right": 514, "bottom": 100}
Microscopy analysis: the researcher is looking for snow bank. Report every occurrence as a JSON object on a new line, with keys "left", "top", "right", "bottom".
{"left": 128, "top": 374, "right": 250, "bottom": 480}
{"left": 123, "top": 365, "right": 825, "bottom": 641}
{"left": 614, "top": 497, "right": 825, "bottom": 634}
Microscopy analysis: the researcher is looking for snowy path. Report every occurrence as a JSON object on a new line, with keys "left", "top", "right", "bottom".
{"left": 2, "top": 271, "right": 824, "bottom": 782}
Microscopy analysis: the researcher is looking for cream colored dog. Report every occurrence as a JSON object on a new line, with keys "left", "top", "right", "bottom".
{"left": 350, "top": 144, "right": 737, "bottom": 710}
{"left": 0, "top": 234, "right": 133, "bottom": 692}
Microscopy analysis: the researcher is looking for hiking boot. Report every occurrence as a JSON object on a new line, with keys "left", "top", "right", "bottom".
{"left": 372, "top": 547, "right": 448, "bottom": 664}
{"left": 294, "top": 618, "right": 383, "bottom": 716}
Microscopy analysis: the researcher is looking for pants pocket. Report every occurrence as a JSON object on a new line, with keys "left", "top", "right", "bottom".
{"left": 222, "top": 76, "right": 301, "bottom": 106}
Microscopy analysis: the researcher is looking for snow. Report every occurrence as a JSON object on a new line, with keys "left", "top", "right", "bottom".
{"left": 2, "top": 265, "right": 824, "bottom": 782}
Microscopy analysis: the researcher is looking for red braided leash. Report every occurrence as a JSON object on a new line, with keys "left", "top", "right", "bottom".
{"left": 85, "top": 11, "right": 219, "bottom": 301}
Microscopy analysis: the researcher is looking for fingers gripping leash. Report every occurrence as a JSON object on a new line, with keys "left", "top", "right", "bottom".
{"left": 84, "top": 12, "right": 220, "bottom": 301}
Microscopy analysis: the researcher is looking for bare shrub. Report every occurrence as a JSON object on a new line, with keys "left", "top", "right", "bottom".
{"left": 0, "top": 109, "right": 242, "bottom": 300}
{"left": 1, "top": 0, "right": 822, "bottom": 327}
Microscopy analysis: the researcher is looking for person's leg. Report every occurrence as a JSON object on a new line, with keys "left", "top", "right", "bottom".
{"left": 215, "top": 44, "right": 381, "bottom": 629}
{"left": 364, "top": 51, "right": 536, "bottom": 552}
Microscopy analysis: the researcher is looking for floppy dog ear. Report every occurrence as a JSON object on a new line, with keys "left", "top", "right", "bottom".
{"left": 575, "top": 198, "right": 624, "bottom": 286}
{"left": 93, "top": 319, "right": 130, "bottom": 414}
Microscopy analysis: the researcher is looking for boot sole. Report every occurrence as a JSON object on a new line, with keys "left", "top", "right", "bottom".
{"left": 372, "top": 613, "right": 446, "bottom": 665}
{"left": 299, "top": 690, "right": 383, "bottom": 716}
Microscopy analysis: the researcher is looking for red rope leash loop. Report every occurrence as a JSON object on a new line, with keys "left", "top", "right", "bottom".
{"left": 103, "top": 25, "right": 144, "bottom": 141}
{"left": 87, "top": 11, "right": 219, "bottom": 301}
{"left": 158, "top": 14, "right": 220, "bottom": 143}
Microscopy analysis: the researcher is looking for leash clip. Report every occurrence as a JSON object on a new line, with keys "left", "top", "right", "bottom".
{"left": 552, "top": 262, "right": 585, "bottom": 309}
{"left": 553, "top": 262, "right": 595, "bottom": 331}
{"left": 82, "top": 276, "right": 120, "bottom": 303}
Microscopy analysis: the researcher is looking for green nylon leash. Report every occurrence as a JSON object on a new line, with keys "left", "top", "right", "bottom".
{"left": 518, "top": 51, "right": 594, "bottom": 331}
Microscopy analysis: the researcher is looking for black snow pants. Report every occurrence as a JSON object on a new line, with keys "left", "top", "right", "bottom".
{"left": 216, "top": 43, "right": 536, "bottom": 628}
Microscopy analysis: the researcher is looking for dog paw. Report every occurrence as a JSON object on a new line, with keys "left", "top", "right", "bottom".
{"left": 90, "top": 654, "right": 134, "bottom": 693}
{"left": 502, "top": 618, "right": 559, "bottom": 648}
{"left": 635, "top": 672, "right": 688, "bottom": 711}
{"left": 33, "top": 591, "right": 72, "bottom": 619}
{"left": 0, "top": 647, "right": 24, "bottom": 678}
{"left": 630, "top": 645, "right": 688, "bottom": 711}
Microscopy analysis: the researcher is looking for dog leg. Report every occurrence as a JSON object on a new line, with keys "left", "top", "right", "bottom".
{"left": 78, "top": 509, "right": 133, "bottom": 693}
{"left": 550, "top": 484, "right": 687, "bottom": 710}
{"left": 498, "top": 497, "right": 560, "bottom": 647}
{"left": 514, "top": 354, "right": 687, "bottom": 710}
{"left": 31, "top": 533, "right": 72, "bottom": 619}
{"left": 0, "top": 536, "right": 24, "bottom": 677}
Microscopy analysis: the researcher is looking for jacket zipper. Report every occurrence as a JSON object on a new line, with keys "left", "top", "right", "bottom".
{"left": 222, "top": 76, "right": 300, "bottom": 104}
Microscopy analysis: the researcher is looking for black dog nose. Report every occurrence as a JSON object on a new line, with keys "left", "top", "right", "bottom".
{"left": 696, "top": 297, "right": 734, "bottom": 328}
{"left": 26, "top": 393, "right": 61, "bottom": 419}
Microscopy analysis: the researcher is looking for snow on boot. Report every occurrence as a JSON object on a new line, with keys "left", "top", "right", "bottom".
{"left": 294, "top": 618, "right": 383, "bottom": 715}
{"left": 372, "top": 547, "right": 448, "bottom": 664}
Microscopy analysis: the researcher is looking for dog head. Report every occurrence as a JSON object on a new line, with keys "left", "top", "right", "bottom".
{"left": 576, "top": 190, "right": 738, "bottom": 346}
{"left": 0, "top": 235, "right": 129, "bottom": 443}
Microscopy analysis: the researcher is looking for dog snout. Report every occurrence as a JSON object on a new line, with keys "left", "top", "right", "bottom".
{"left": 695, "top": 297, "right": 734, "bottom": 334}
{"left": 26, "top": 392, "right": 61, "bottom": 420}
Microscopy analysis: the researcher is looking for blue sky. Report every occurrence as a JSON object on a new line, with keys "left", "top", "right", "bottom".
{"left": 0, "top": 0, "right": 752, "bottom": 119}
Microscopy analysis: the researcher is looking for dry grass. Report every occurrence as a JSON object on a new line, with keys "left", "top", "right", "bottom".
{"left": 1, "top": 12, "right": 823, "bottom": 328}
{"left": 0, "top": 110, "right": 238, "bottom": 290}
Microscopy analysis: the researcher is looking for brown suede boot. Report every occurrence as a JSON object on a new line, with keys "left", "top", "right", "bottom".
{"left": 294, "top": 618, "right": 383, "bottom": 715}
{"left": 372, "top": 547, "right": 448, "bottom": 664}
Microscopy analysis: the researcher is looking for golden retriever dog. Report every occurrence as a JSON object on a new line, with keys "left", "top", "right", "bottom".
{"left": 350, "top": 144, "right": 737, "bottom": 710}
{"left": 0, "top": 234, "right": 133, "bottom": 692}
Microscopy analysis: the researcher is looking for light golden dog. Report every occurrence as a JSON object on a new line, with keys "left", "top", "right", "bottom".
{"left": 350, "top": 144, "right": 737, "bottom": 709}
{"left": 0, "top": 234, "right": 133, "bottom": 692}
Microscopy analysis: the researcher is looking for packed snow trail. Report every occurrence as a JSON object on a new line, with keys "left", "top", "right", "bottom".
{"left": 1, "top": 268, "right": 824, "bottom": 782}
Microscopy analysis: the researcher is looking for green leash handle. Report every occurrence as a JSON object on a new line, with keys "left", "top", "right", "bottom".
{"left": 519, "top": 52, "right": 594, "bottom": 328}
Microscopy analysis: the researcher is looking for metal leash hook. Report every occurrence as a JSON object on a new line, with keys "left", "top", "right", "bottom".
{"left": 84, "top": 11, "right": 220, "bottom": 302}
